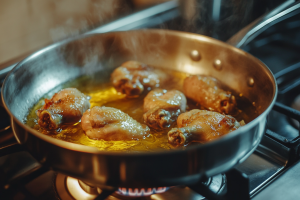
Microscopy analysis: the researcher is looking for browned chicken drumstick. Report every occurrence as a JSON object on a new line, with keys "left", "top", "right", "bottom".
{"left": 111, "top": 61, "right": 169, "bottom": 97}
{"left": 183, "top": 75, "right": 236, "bottom": 114}
{"left": 36, "top": 88, "right": 90, "bottom": 130}
{"left": 168, "top": 109, "right": 243, "bottom": 147}
{"left": 143, "top": 89, "right": 187, "bottom": 129}
{"left": 81, "top": 106, "right": 150, "bottom": 141}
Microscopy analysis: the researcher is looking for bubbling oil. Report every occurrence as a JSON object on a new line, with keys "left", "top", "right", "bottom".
{"left": 25, "top": 68, "right": 257, "bottom": 152}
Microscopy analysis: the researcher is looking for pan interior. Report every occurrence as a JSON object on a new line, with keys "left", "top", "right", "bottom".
{"left": 25, "top": 64, "right": 257, "bottom": 152}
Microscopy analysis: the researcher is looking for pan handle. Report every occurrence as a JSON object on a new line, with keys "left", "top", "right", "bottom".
{"left": 227, "top": 0, "right": 300, "bottom": 48}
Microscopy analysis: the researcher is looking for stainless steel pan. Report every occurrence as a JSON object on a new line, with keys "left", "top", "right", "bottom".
{"left": 1, "top": 29, "right": 276, "bottom": 188}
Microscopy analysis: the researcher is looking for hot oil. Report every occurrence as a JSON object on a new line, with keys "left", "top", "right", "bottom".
{"left": 26, "top": 69, "right": 257, "bottom": 152}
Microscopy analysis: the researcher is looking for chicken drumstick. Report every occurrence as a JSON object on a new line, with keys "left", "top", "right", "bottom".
{"left": 168, "top": 109, "right": 243, "bottom": 147}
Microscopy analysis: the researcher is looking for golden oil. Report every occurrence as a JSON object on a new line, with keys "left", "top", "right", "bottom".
{"left": 25, "top": 69, "right": 256, "bottom": 152}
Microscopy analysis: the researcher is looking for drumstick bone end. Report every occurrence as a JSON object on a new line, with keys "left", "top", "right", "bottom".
{"left": 37, "top": 110, "right": 62, "bottom": 130}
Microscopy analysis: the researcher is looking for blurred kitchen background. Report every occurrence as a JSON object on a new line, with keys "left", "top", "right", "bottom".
{"left": 0, "top": 0, "right": 169, "bottom": 69}
{"left": 0, "top": 0, "right": 291, "bottom": 69}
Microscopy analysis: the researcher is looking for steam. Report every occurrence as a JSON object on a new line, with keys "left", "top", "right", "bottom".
{"left": 50, "top": 18, "right": 88, "bottom": 42}
{"left": 50, "top": 0, "right": 132, "bottom": 42}
{"left": 57, "top": 28, "right": 171, "bottom": 78}
{"left": 178, "top": 0, "right": 254, "bottom": 41}
{"left": 118, "top": 30, "right": 168, "bottom": 61}
{"left": 53, "top": 0, "right": 257, "bottom": 77}
{"left": 50, "top": 0, "right": 256, "bottom": 47}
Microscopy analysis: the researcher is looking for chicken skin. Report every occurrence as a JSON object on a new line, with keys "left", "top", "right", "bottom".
{"left": 183, "top": 75, "right": 236, "bottom": 114}
{"left": 81, "top": 106, "right": 150, "bottom": 141}
{"left": 111, "top": 61, "right": 169, "bottom": 97}
{"left": 168, "top": 109, "right": 243, "bottom": 147}
{"left": 37, "top": 88, "right": 90, "bottom": 130}
{"left": 143, "top": 89, "right": 187, "bottom": 129}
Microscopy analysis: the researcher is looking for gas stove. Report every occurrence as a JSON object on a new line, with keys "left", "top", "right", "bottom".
{"left": 1, "top": 1, "right": 300, "bottom": 200}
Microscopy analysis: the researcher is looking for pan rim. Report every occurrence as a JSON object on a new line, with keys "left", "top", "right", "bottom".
{"left": 1, "top": 29, "right": 278, "bottom": 156}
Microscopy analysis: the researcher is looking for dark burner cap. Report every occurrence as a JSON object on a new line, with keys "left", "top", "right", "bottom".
{"left": 116, "top": 187, "right": 170, "bottom": 197}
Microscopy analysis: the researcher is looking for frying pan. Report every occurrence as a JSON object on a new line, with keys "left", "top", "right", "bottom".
{"left": 1, "top": 29, "right": 276, "bottom": 188}
{"left": 4, "top": 0, "right": 300, "bottom": 189}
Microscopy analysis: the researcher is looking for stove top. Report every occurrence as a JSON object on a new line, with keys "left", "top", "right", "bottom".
{"left": 1, "top": 1, "right": 300, "bottom": 200}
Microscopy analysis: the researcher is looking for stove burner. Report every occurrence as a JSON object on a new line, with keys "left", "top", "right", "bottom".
{"left": 54, "top": 173, "right": 226, "bottom": 200}
{"left": 55, "top": 173, "right": 163, "bottom": 200}
{"left": 56, "top": 173, "right": 99, "bottom": 200}
{"left": 116, "top": 187, "right": 169, "bottom": 197}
